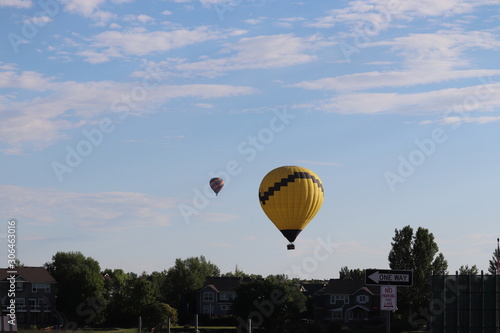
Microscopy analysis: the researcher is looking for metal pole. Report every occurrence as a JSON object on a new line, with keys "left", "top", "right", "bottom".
{"left": 385, "top": 310, "right": 390, "bottom": 333}
{"left": 195, "top": 314, "right": 199, "bottom": 332}
{"left": 248, "top": 318, "right": 252, "bottom": 333}
{"left": 167, "top": 317, "right": 170, "bottom": 333}
{"left": 138, "top": 316, "right": 141, "bottom": 333}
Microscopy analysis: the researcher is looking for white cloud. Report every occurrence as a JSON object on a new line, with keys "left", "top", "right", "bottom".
{"left": 171, "top": 34, "right": 319, "bottom": 76}
{"left": 29, "top": 15, "right": 52, "bottom": 25}
{"left": 294, "top": 69, "right": 500, "bottom": 91}
{"left": 62, "top": 0, "right": 106, "bottom": 16}
{"left": 421, "top": 116, "right": 500, "bottom": 126}
{"left": 294, "top": 30, "right": 500, "bottom": 91}
{"left": 374, "top": 31, "right": 500, "bottom": 71}
{"left": 0, "top": 70, "right": 255, "bottom": 152}
{"left": 92, "top": 10, "right": 117, "bottom": 24}
{"left": 79, "top": 26, "right": 223, "bottom": 61}
{"left": 0, "top": 0, "right": 31, "bottom": 8}
{"left": 0, "top": 71, "right": 55, "bottom": 90}
{"left": 307, "top": 0, "right": 499, "bottom": 30}
{"left": 0, "top": 185, "right": 178, "bottom": 230}
{"left": 124, "top": 14, "right": 155, "bottom": 22}
{"left": 304, "top": 83, "right": 500, "bottom": 115}
{"left": 244, "top": 17, "right": 267, "bottom": 25}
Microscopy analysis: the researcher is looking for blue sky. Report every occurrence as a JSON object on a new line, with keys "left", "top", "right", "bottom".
{"left": 1, "top": 0, "right": 499, "bottom": 279}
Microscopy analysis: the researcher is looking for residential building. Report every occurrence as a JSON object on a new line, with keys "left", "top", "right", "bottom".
{"left": 197, "top": 276, "right": 251, "bottom": 317}
{"left": 322, "top": 279, "right": 381, "bottom": 323}
{"left": 0, "top": 267, "right": 57, "bottom": 327}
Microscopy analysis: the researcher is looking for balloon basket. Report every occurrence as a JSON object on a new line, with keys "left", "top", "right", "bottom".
{"left": 287, "top": 243, "right": 295, "bottom": 250}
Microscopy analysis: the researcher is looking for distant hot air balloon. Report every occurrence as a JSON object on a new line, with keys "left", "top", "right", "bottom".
{"left": 259, "top": 166, "right": 324, "bottom": 250}
{"left": 210, "top": 177, "right": 224, "bottom": 196}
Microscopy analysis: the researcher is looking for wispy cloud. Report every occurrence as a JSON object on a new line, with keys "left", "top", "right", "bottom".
{"left": 165, "top": 33, "right": 325, "bottom": 77}
{"left": 300, "top": 83, "right": 500, "bottom": 115}
{"left": 78, "top": 26, "right": 224, "bottom": 63}
{"left": 0, "top": 69, "right": 255, "bottom": 153}
{"left": 307, "top": 0, "right": 499, "bottom": 30}
{"left": 0, "top": 185, "right": 179, "bottom": 231}
{"left": 0, "top": 0, "right": 32, "bottom": 8}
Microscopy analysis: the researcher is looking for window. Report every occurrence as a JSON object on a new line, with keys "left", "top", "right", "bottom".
{"left": 331, "top": 295, "right": 349, "bottom": 304}
{"left": 29, "top": 299, "right": 39, "bottom": 310}
{"left": 203, "top": 292, "right": 214, "bottom": 302}
{"left": 220, "top": 292, "right": 235, "bottom": 300}
{"left": 220, "top": 305, "right": 230, "bottom": 311}
{"left": 15, "top": 298, "right": 25, "bottom": 310}
{"left": 16, "top": 282, "right": 23, "bottom": 291}
{"left": 32, "top": 283, "right": 50, "bottom": 292}
{"left": 356, "top": 295, "right": 368, "bottom": 304}
{"left": 331, "top": 310, "right": 343, "bottom": 319}
{"left": 39, "top": 298, "right": 50, "bottom": 311}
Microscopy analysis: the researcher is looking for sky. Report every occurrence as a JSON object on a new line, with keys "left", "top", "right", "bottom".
{"left": 1, "top": 0, "right": 499, "bottom": 280}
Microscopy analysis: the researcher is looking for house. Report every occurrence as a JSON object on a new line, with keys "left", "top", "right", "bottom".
{"left": 300, "top": 281, "right": 328, "bottom": 320}
{"left": 322, "top": 279, "right": 381, "bottom": 323}
{"left": 0, "top": 267, "right": 57, "bottom": 328}
{"left": 197, "top": 276, "right": 251, "bottom": 317}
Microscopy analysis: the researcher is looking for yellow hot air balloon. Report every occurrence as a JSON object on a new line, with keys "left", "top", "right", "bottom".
{"left": 258, "top": 166, "right": 324, "bottom": 250}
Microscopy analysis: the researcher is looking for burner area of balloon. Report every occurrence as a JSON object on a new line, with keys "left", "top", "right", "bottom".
{"left": 287, "top": 243, "right": 295, "bottom": 250}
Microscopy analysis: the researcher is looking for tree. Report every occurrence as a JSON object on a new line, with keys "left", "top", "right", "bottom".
{"left": 142, "top": 302, "right": 178, "bottom": 329}
{"left": 488, "top": 244, "right": 499, "bottom": 275}
{"left": 222, "top": 265, "right": 249, "bottom": 277}
{"left": 339, "top": 266, "right": 364, "bottom": 280}
{"left": 103, "top": 271, "right": 166, "bottom": 327}
{"left": 103, "top": 269, "right": 133, "bottom": 326}
{"left": 163, "top": 256, "right": 220, "bottom": 323}
{"left": 458, "top": 265, "right": 479, "bottom": 275}
{"left": 432, "top": 253, "right": 448, "bottom": 275}
{"left": 388, "top": 226, "right": 413, "bottom": 270}
{"left": 45, "top": 251, "right": 106, "bottom": 326}
{"left": 232, "top": 277, "right": 307, "bottom": 333}
{"left": 388, "top": 226, "right": 448, "bottom": 325}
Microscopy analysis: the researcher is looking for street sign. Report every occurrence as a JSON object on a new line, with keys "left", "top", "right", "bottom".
{"left": 365, "top": 269, "right": 413, "bottom": 286}
{"left": 380, "top": 285, "right": 397, "bottom": 311}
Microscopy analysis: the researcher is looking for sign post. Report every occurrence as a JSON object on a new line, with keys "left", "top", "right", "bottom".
{"left": 365, "top": 269, "right": 412, "bottom": 333}
{"left": 365, "top": 269, "right": 413, "bottom": 286}
{"left": 380, "top": 285, "right": 397, "bottom": 310}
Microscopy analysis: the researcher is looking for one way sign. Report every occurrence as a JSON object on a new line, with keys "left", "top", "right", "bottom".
{"left": 365, "top": 269, "right": 413, "bottom": 286}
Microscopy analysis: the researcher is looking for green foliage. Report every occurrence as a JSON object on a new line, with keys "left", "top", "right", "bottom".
{"left": 161, "top": 255, "right": 220, "bottom": 323}
{"left": 232, "top": 277, "right": 307, "bottom": 332}
{"left": 488, "top": 246, "right": 499, "bottom": 275}
{"left": 388, "top": 225, "right": 448, "bottom": 319}
{"left": 339, "top": 266, "right": 365, "bottom": 280}
{"left": 458, "top": 264, "right": 479, "bottom": 275}
{"left": 142, "top": 302, "right": 178, "bottom": 329}
{"left": 163, "top": 255, "right": 220, "bottom": 308}
{"left": 104, "top": 274, "right": 160, "bottom": 327}
{"left": 44, "top": 251, "right": 106, "bottom": 325}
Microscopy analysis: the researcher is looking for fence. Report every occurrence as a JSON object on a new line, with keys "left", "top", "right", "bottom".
{"left": 430, "top": 273, "right": 500, "bottom": 332}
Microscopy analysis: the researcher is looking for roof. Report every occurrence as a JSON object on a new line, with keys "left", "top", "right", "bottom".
{"left": 324, "top": 279, "right": 378, "bottom": 295}
{"left": 301, "top": 282, "right": 327, "bottom": 296}
{"left": 0, "top": 267, "right": 56, "bottom": 283}
{"left": 202, "top": 276, "right": 251, "bottom": 292}
{"left": 346, "top": 305, "right": 371, "bottom": 312}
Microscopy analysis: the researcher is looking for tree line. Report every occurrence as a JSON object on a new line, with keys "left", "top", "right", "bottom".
{"left": 39, "top": 225, "right": 499, "bottom": 331}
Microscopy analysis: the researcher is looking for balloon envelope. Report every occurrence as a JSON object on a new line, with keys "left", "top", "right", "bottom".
{"left": 258, "top": 166, "right": 324, "bottom": 248}
{"left": 210, "top": 177, "right": 224, "bottom": 196}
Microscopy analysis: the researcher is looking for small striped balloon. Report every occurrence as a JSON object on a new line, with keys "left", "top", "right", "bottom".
{"left": 210, "top": 177, "right": 224, "bottom": 196}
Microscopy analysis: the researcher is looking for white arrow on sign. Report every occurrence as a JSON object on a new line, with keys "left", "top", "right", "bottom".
{"left": 368, "top": 271, "right": 410, "bottom": 284}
